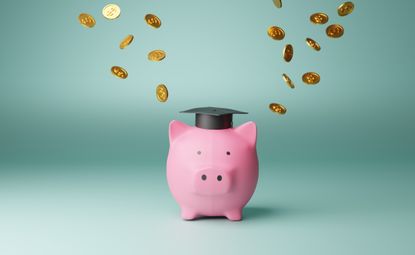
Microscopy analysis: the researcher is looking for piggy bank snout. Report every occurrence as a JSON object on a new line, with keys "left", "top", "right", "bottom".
{"left": 193, "top": 168, "right": 233, "bottom": 196}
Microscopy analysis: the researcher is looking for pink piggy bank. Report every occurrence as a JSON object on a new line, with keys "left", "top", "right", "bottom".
{"left": 166, "top": 107, "right": 259, "bottom": 221}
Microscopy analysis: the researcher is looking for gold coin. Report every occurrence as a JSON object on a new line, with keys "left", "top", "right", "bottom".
{"left": 148, "top": 50, "right": 166, "bottom": 62}
{"left": 326, "top": 24, "right": 344, "bottom": 38}
{"left": 156, "top": 84, "right": 169, "bottom": 102}
{"left": 305, "top": 38, "right": 321, "bottom": 51}
{"left": 145, "top": 14, "right": 161, "bottom": 29}
{"left": 120, "top": 34, "right": 134, "bottom": 49}
{"left": 283, "top": 44, "right": 293, "bottom": 62}
{"left": 310, "top": 13, "right": 329, "bottom": 25}
{"left": 338, "top": 2, "right": 354, "bottom": 16}
{"left": 111, "top": 66, "right": 128, "bottom": 79}
{"left": 282, "top": 74, "right": 294, "bottom": 89}
{"left": 78, "top": 13, "right": 96, "bottom": 28}
{"left": 269, "top": 103, "right": 287, "bottom": 115}
{"left": 267, "top": 26, "right": 285, "bottom": 40}
{"left": 302, "top": 72, "right": 320, "bottom": 85}
{"left": 102, "top": 4, "right": 121, "bottom": 20}
{"left": 272, "top": 0, "right": 282, "bottom": 8}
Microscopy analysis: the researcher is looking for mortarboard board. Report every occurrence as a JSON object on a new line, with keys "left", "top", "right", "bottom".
{"left": 180, "top": 106, "right": 248, "bottom": 130}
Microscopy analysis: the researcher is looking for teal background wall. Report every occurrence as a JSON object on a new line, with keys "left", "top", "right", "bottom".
{"left": 1, "top": 1, "right": 414, "bottom": 255}
{"left": 1, "top": 0, "right": 414, "bottom": 166}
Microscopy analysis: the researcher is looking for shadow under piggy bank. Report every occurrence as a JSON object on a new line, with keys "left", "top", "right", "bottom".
{"left": 243, "top": 206, "right": 277, "bottom": 220}
{"left": 185, "top": 204, "right": 317, "bottom": 221}
{"left": 188, "top": 206, "right": 281, "bottom": 221}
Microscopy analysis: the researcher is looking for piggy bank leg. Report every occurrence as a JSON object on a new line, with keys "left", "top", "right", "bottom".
{"left": 181, "top": 207, "right": 198, "bottom": 220}
{"left": 225, "top": 208, "right": 242, "bottom": 221}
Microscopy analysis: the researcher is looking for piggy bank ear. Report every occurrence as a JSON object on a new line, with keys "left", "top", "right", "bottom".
{"left": 169, "top": 120, "right": 191, "bottom": 144}
{"left": 234, "top": 121, "right": 257, "bottom": 147}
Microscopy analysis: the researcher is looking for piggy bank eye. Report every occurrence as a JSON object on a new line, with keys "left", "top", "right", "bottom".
{"left": 226, "top": 151, "right": 231, "bottom": 156}
{"left": 197, "top": 150, "right": 202, "bottom": 155}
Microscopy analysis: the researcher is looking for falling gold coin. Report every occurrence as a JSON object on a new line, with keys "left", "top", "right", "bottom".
{"left": 102, "top": 4, "right": 121, "bottom": 20}
{"left": 272, "top": 0, "right": 282, "bottom": 8}
{"left": 267, "top": 26, "right": 285, "bottom": 40}
{"left": 305, "top": 38, "right": 321, "bottom": 51}
{"left": 148, "top": 50, "right": 166, "bottom": 62}
{"left": 302, "top": 72, "right": 320, "bottom": 85}
{"left": 338, "top": 2, "right": 354, "bottom": 17}
{"left": 78, "top": 13, "right": 96, "bottom": 28}
{"left": 156, "top": 84, "right": 169, "bottom": 102}
{"left": 326, "top": 24, "right": 344, "bottom": 38}
{"left": 269, "top": 103, "right": 287, "bottom": 115}
{"left": 120, "top": 34, "right": 134, "bottom": 49}
{"left": 283, "top": 44, "right": 293, "bottom": 62}
{"left": 310, "top": 13, "right": 329, "bottom": 25}
{"left": 111, "top": 66, "right": 128, "bottom": 79}
{"left": 282, "top": 74, "right": 294, "bottom": 89}
{"left": 145, "top": 14, "right": 161, "bottom": 29}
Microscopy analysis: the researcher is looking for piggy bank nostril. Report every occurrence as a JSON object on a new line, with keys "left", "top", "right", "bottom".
{"left": 217, "top": 175, "right": 222, "bottom": 181}
{"left": 201, "top": 174, "right": 207, "bottom": 181}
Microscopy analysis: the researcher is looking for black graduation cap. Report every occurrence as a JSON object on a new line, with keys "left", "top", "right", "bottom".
{"left": 180, "top": 106, "right": 248, "bottom": 130}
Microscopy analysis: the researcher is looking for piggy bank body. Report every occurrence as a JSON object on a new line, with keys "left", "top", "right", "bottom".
{"left": 167, "top": 120, "right": 258, "bottom": 221}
